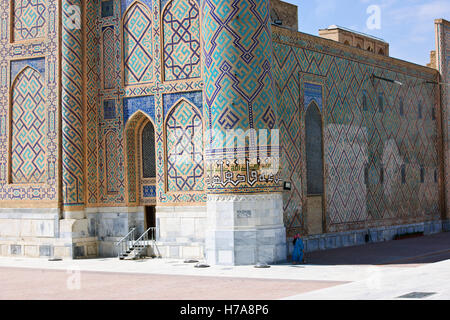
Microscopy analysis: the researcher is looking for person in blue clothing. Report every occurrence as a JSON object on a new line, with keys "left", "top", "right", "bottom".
{"left": 292, "top": 234, "right": 305, "bottom": 264}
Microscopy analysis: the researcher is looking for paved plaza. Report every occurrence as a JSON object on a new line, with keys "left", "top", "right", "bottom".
{"left": 0, "top": 232, "right": 449, "bottom": 300}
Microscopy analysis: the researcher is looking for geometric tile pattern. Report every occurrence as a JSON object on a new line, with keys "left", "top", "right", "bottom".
{"left": 203, "top": 0, "right": 277, "bottom": 132}
{"left": 163, "top": 91, "right": 202, "bottom": 115}
{"left": 10, "top": 57, "right": 45, "bottom": 83}
{"left": 125, "top": 111, "right": 147, "bottom": 204}
{"left": 304, "top": 83, "right": 323, "bottom": 112}
{"left": 121, "top": 0, "right": 152, "bottom": 16}
{"left": 85, "top": 0, "right": 100, "bottom": 205}
{"left": 61, "top": 0, "right": 84, "bottom": 208}
{"left": 273, "top": 29, "right": 441, "bottom": 235}
{"left": 118, "top": 0, "right": 206, "bottom": 206}
{"left": 96, "top": 0, "right": 125, "bottom": 205}
{"left": 102, "top": 26, "right": 116, "bottom": 89}
{"left": 105, "top": 129, "right": 119, "bottom": 194}
{"left": 10, "top": 67, "right": 46, "bottom": 183}
{"left": 163, "top": 0, "right": 201, "bottom": 81}
{"left": 123, "top": 95, "right": 155, "bottom": 123}
{"left": 12, "top": 0, "right": 46, "bottom": 41}
{"left": 0, "top": 0, "right": 58, "bottom": 204}
{"left": 123, "top": 2, "right": 153, "bottom": 86}
{"left": 272, "top": 54, "right": 303, "bottom": 235}
{"left": 202, "top": 0, "right": 279, "bottom": 194}
{"left": 166, "top": 99, "right": 204, "bottom": 191}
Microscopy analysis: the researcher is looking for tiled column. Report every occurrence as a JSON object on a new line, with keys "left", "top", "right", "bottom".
{"left": 61, "top": 0, "right": 85, "bottom": 212}
{"left": 201, "top": 0, "right": 286, "bottom": 265}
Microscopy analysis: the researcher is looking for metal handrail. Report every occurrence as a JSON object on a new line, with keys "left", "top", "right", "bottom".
{"left": 116, "top": 227, "right": 136, "bottom": 258}
{"left": 130, "top": 227, "right": 156, "bottom": 258}
{"left": 134, "top": 227, "right": 156, "bottom": 245}
{"left": 117, "top": 227, "right": 137, "bottom": 244}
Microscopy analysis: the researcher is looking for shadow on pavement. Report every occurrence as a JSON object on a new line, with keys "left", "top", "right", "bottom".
{"left": 295, "top": 232, "right": 450, "bottom": 266}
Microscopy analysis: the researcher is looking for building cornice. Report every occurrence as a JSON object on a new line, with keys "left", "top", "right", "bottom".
{"left": 272, "top": 25, "right": 438, "bottom": 79}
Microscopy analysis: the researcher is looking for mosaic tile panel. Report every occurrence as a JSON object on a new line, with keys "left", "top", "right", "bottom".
{"left": 273, "top": 48, "right": 303, "bottom": 234}
{"left": 10, "top": 57, "right": 44, "bottom": 82}
{"left": 12, "top": 0, "right": 46, "bottom": 41}
{"left": 125, "top": 112, "right": 147, "bottom": 204}
{"left": 202, "top": 0, "right": 280, "bottom": 194}
{"left": 163, "top": 90, "right": 202, "bottom": 115}
{"left": 62, "top": 0, "right": 84, "bottom": 207}
{"left": 102, "top": 26, "right": 115, "bottom": 89}
{"left": 123, "top": 95, "right": 155, "bottom": 123}
{"left": 143, "top": 185, "right": 156, "bottom": 197}
{"left": 121, "top": 0, "right": 152, "bottom": 16}
{"left": 166, "top": 99, "right": 204, "bottom": 192}
{"left": 123, "top": 2, "right": 153, "bottom": 86}
{"left": 85, "top": 0, "right": 100, "bottom": 205}
{"left": 105, "top": 129, "right": 119, "bottom": 194}
{"left": 10, "top": 67, "right": 46, "bottom": 183}
{"left": 1, "top": 0, "right": 58, "bottom": 204}
{"left": 273, "top": 29, "right": 440, "bottom": 235}
{"left": 163, "top": 0, "right": 201, "bottom": 81}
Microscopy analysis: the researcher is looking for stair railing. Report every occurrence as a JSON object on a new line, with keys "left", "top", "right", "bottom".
{"left": 116, "top": 227, "right": 136, "bottom": 258}
{"left": 132, "top": 227, "right": 156, "bottom": 258}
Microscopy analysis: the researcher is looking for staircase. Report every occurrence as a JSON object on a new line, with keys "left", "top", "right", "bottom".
{"left": 116, "top": 227, "right": 161, "bottom": 260}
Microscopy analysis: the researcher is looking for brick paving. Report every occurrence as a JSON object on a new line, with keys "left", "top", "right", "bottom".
{"left": 0, "top": 267, "right": 346, "bottom": 300}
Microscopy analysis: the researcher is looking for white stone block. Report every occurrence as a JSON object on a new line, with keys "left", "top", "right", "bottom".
{"left": 218, "top": 250, "right": 233, "bottom": 264}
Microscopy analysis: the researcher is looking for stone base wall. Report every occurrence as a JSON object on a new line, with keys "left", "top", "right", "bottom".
{"left": 0, "top": 238, "right": 98, "bottom": 259}
{"left": 205, "top": 193, "right": 287, "bottom": 265}
{"left": 86, "top": 206, "right": 145, "bottom": 257}
{"left": 0, "top": 207, "right": 98, "bottom": 259}
{"left": 155, "top": 205, "right": 207, "bottom": 260}
{"left": 287, "top": 220, "right": 448, "bottom": 254}
{"left": 85, "top": 205, "right": 207, "bottom": 259}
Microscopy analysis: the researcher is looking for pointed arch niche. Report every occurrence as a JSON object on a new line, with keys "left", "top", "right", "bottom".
{"left": 9, "top": 66, "right": 47, "bottom": 184}
{"left": 125, "top": 111, "right": 156, "bottom": 205}
{"left": 165, "top": 99, "right": 204, "bottom": 192}
{"left": 305, "top": 101, "right": 324, "bottom": 196}
{"left": 123, "top": 1, "right": 153, "bottom": 86}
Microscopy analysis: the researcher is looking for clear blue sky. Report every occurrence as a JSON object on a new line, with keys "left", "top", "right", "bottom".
{"left": 287, "top": 0, "right": 450, "bottom": 66}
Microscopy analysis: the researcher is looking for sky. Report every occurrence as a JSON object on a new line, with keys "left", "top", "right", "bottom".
{"left": 287, "top": 0, "right": 450, "bottom": 66}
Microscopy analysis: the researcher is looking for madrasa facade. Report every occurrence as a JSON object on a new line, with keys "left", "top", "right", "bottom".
{"left": 0, "top": 0, "right": 449, "bottom": 265}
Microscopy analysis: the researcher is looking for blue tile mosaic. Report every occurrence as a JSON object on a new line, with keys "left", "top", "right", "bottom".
{"left": 123, "top": 95, "right": 155, "bottom": 123}
{"left": 304, "top": 83, "right": 322, "bottom": 111}
{"left": 143, "top": 185, "right": 156, "bottom": 198}
{"left": 163, "top": 91, "right": 202, "bottom": 117}
{"left": 10, "top": 58, "right": 45, "bottom": 83}
{"left": 161, "top": 0, "right": 199, "bottom": 10}
{"left": 121, "top": 0, "right": 152, "bottom": 16}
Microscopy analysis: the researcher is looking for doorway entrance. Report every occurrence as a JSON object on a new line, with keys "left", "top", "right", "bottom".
{"left": 145, "top": 206, "right": 156, "bottom": 230}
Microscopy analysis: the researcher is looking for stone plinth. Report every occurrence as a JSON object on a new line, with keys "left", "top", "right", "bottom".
{"left": 205, "top": 194, "right": 287, "bottom": 265}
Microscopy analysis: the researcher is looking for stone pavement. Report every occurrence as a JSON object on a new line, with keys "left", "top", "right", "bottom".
{"left": 0, "top": 232, "right": 449, "bottom": 300}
